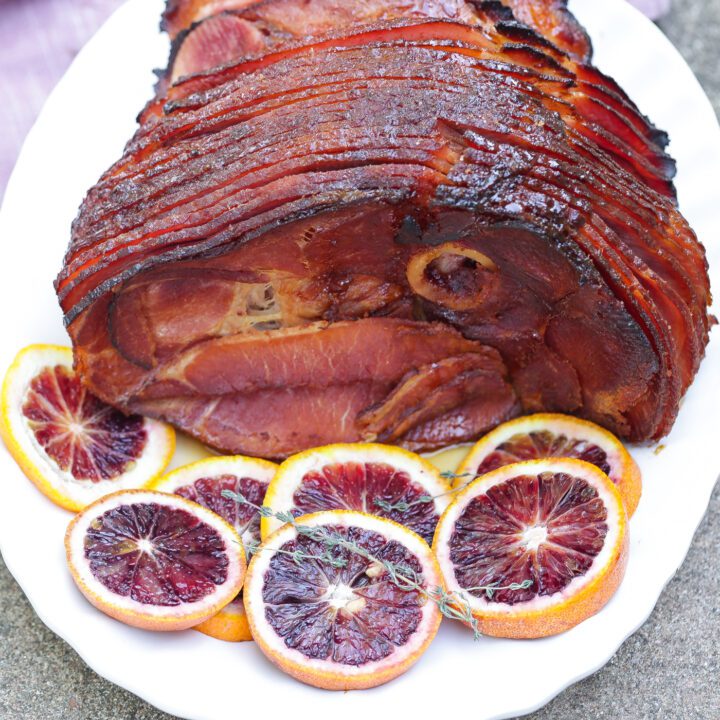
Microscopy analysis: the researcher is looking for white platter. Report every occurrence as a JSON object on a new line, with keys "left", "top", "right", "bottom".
{"left": 0, "top": 1, "right": 718, "bottom": 718}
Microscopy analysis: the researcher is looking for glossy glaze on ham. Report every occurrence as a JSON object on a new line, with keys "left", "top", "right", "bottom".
{"left": 56, "top": 0, "right": 712, "bottom": 459}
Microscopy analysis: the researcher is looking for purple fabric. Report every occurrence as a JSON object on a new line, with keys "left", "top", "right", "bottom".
{"left": 0, "top": 0, "right": 124, "bottom": 200}
{"left": 0, "top": 0, "right": 671, "bottom": 202}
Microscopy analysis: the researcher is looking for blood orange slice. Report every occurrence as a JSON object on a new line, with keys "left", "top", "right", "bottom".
{"left": 244, "top": 510, "right": 443, "bottom": 690}
{"left": 433, "top": 459, "right": 628, "bottom": 639}
{"left": 1, "top": 345, "right": 175, "bottom": 511}
{"left": 65, "top": 490, "right": 246, "bottom": 631}
{"left": 261, "top": 444, "right": 451, "bottom": 544}
{"left": 152, "top": 455, "right": 277, "bottom": 641}
{"left": 458, "top": 414, "right": 641, "bottom": 517}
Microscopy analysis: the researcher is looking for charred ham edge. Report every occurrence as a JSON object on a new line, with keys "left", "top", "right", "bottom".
{"left": 491, "top": 0, "right": 592, "bottom": 62}
{"left": 58, "top": 2, "right": 712, "bottom": 454}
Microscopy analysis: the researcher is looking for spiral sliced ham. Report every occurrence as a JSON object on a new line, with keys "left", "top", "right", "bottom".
{"left": 56, "top": 0, "right": 712, "bottom": 458}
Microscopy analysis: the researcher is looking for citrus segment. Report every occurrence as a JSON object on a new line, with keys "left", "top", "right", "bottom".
{"left": 152, "top": 456, "right": 277, "bottom": 641}
{"left": 433, "top": 459, "right": 628, "bottom": 638}
{"left": 245, "top": 510, "right": 443, "bottom": 690}
{"left": 66, "top": 490, "right": 246, "bottom": 631}
{"left": 1, "top": 345, "right": 175, "bottom": 511}
{"left": 262, "top": 444, "right": 451, "bottom": 543}
{"left": 458, "top": 414, "right": 641, "bottom": 516}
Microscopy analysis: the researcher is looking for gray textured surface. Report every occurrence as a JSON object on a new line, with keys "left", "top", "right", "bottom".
{"left": 1, "top": 1, "right": 719, "bottom": 718}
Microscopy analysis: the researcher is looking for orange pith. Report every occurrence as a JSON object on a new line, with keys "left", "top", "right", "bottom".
{"left": 433, "top": 458, "right": 628, "bottom": 639}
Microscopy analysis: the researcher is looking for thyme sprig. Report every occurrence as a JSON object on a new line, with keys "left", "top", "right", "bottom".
{"left": 373, "top": 470, "right": 481, "bottom": 513}
{"left": 222, "top": 488, "right": 535, "bottom": 641}
{"left": 244, "top": 539, "right": 349, "bottom": 569}
{"left": 467, "top": 579, "right": 533, "bottom": 600}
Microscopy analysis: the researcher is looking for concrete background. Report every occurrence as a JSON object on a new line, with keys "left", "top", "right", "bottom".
{"left": 1, "top": 0, "right": 718, "bottom": 718}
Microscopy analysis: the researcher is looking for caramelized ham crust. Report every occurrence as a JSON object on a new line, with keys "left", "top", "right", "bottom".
{"left": 56, "top": 0, "right": 712, "bottom": 458}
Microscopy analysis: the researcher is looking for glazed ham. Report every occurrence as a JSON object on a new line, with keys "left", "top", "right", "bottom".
{"left": 56, "top": 0, "right": 712, "bottom": 458}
